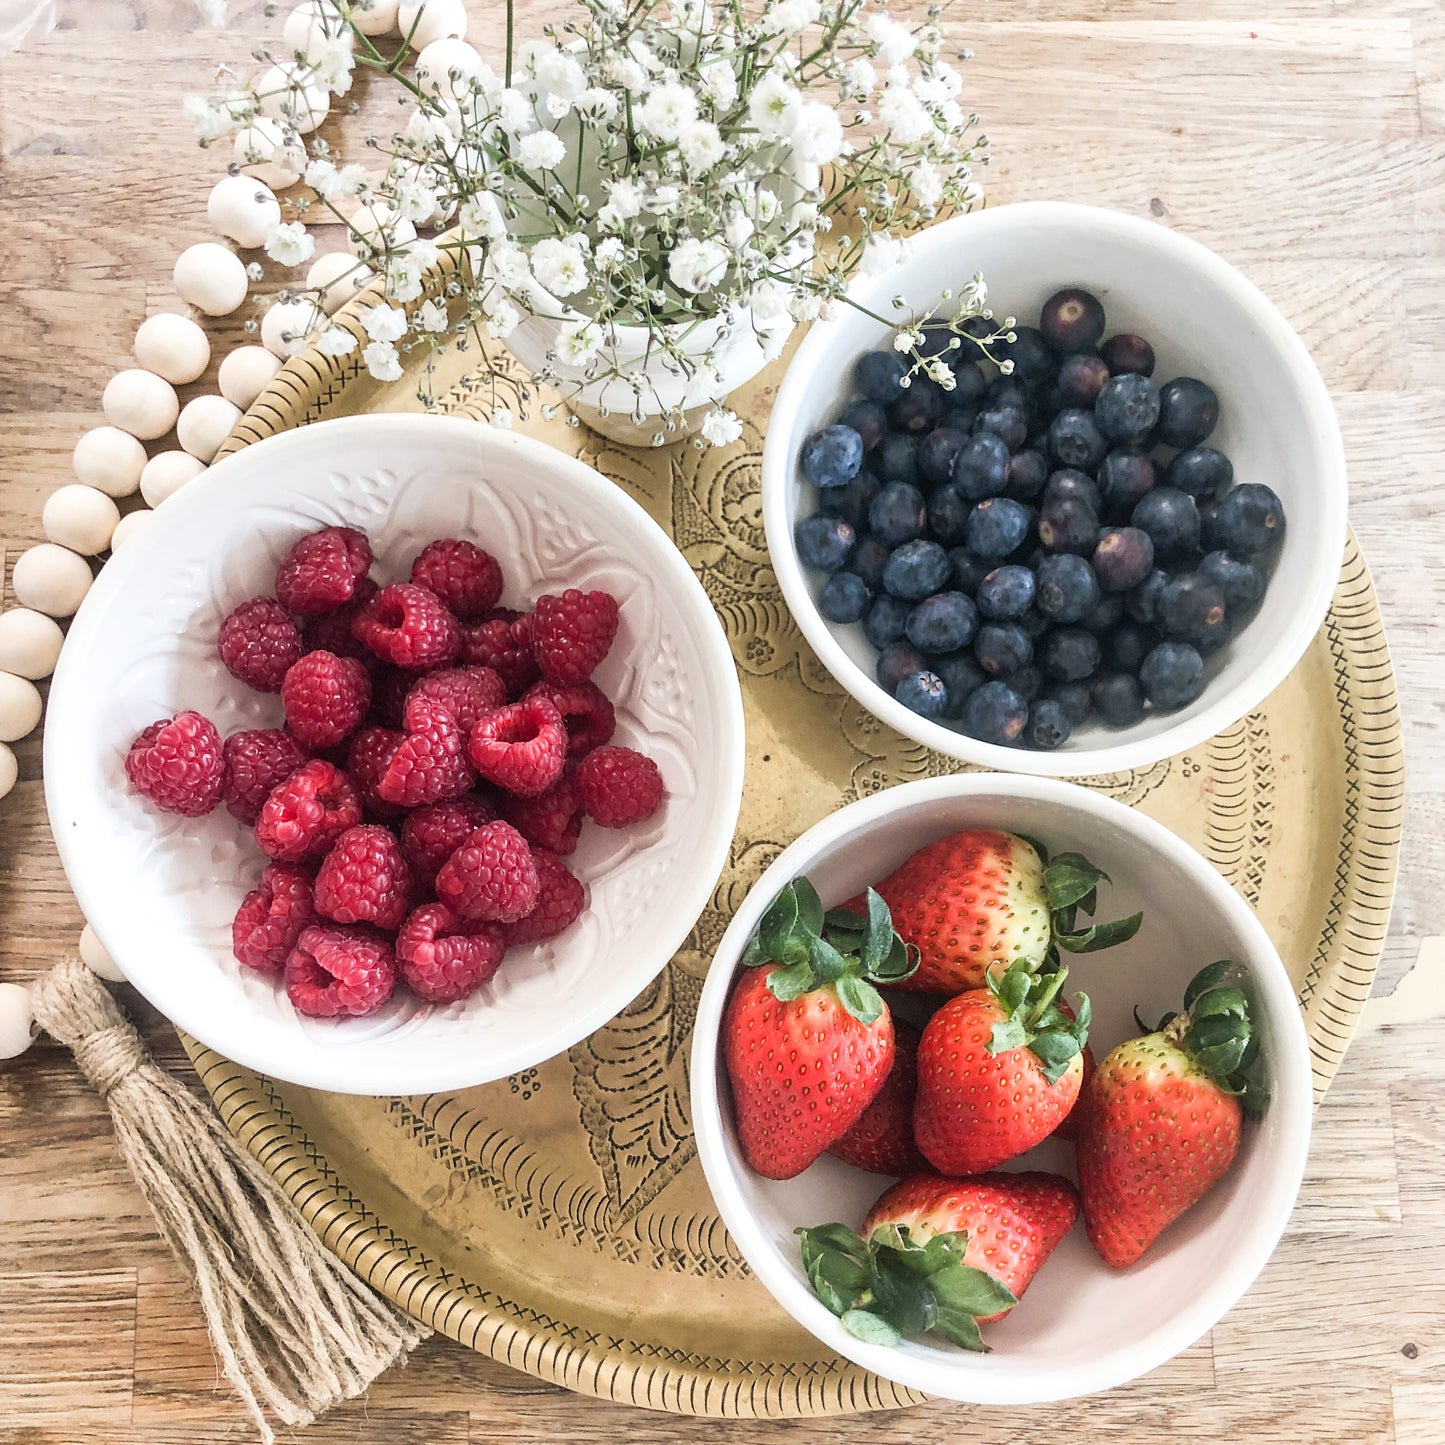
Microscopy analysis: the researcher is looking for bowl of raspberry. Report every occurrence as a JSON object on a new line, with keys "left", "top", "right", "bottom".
{"left": 46, "top": 415, "right": 745, "bottom": 1094}
{"left": 762, "top": 201, "right": 1348, "bottom": 774}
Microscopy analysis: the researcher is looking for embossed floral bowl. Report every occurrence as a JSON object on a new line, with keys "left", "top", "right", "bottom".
{"left": 46, "top": 415, "right": 746, "bottom": 1095}
{"left": 690, "top": 774, "right": 1313, "bottom": 1403}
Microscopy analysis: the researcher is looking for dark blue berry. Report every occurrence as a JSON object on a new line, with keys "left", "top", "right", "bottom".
{"left": 1017, "top": 607, "right": 1051, "bottom": 640}
{"left": 847, "top": 537, "right": 890, "bottom": 592}
{"left": 1100, "top": 333, "right": 1156, "bottom": 377}
{"left": 1091, "top": 673, "right": 1147, "bottom": 727}
{"left": 977, "top": 564, "right": 1036, "bottom": 620}
{"left": 1158, "top": 574, "right": 1229, "bottom": 648}
{"left": 1004, "top": 449, "right": 1049, "bottom": 501}
{"left": 949, "top": 357, "right": 989, "bottom": 404}
{"left": 855, "top": 350, "right": 907, "bottom": 404}
{"left": 1048, "top": 408, "right": 1108, "bottom": 471}
{"left": 873, "top": 432, "right": 919, "bottom": 485}
{"left": 818, "top": 571, "right": 871, "bottom": 624}
{"left": 918, "top": 427, "right": 969, "bottom": 487}
{"left": 1197, "top": 495, "right": 1224, "bottom": 552}
{"left": 974, "top": 621, "right": 1032, "bottom": 677}
{"left": 1040, "top": 288, "right": 1106, "bottom": 353}
{"left": 906, "top": 591, "right": 978, "bottom": 654}
{"left": 1094, "top": 373, "right": 1160, "bottom": 445}
{"left": 1081, "top": 593, "right": 1125, "bottom": 635}
{"left": 1125, "top": 568, "right": 1169, "bottom": 625}
{"left": 951, "top": 432, "right": 1010, "bottom": 500}
{"left": 1038, "top": 495, "right": 1100, "bottom": 556}
{"left": 1098, "top": 448, "right": 1157, "bottom": 520}
{"left": 1092, "top": 526, "right": 1156, "bottom": 592}
{"left": 1132, "top": 487, "right": 1201, "bottom": 561}
{"left": 1198, "top": 550, "right": 1267, "bottom": 611}
{"left": 819, "top": 470, "right": 880, "bottom": 530}
{"left": 869, "top": 482, "right": 926, "bottom": 547}
{"left": 895, "top": 669, "right": 948, "bottom": 719}
{"left": 963, "top": 680, "right": 1029, "bottom": 745}
{"left": 918, "top": 322, "right": 960, "bottom": 359}
{"left": 1026, "top": 698, "right": 1072, "bottom": 750}
{"left": 1035, "top": 552, "right": 1100, "bottom": 623}
{"left": 995, "top": 325, "right": 1054, "bottom": 382}
{"left": 1156, "top": 377, "right": 1219, "bottom": 448}
{"left": 1057, "top": 353, "right": 1112, "bottom": 407}
{"left": 1167, "top": 447, "right": 1233, "bottom": 498}
{"left": 935, "top": 652, "right": 987, "bottom": 717}
{"left": 988, "top": 376, "right": 1034, "bottom": 412}
{"left": 799, "top": 425, "right": 864, "bottom": 488}
{"left": 943, "top": 404, "right": 981, "bottom": 435}
{"left": 877, "top": 639, "right": 927, "bottom": 694}
{"left": 974, "top": 406, "right": 1028, "bottom": 454}
{"left": 1140, "top": 641, "right": 1206, "bottom": 711}
{"left": 863, "top": 594, "right": 911, "bottom": 650}
{"left": 948, "top": 548, "right": 991, "bottom": 595}
{"left": 1108, "top": 622, "right": 1157, "bottom": 674}
{"left": 1040, "top": 626, "right": 1101, "bottom": 682}
{"left": 967, "top": 497, "right": 1031, "bottom": 559}
{"left": 882, "top": 539, "right": 951, "bottom": 600}
{"left": 1043, "top": 468, "right": 1102, "bottom": 514}
{"left": 1047, "top": 680, "right": 1094, "bottom": 727}
{"left": 795, "top": 514, "right": 856, "bottom": 571}
{"left": 839, "top": 399, "right": 887, "bottom": 452}
{"left": 1004, "top": 665, "right": 1044, "bottom": 704}
{"left": 925, "top": 484, "right": 972, "bottom": 546}
{"left": 889, "top": 377, "right": 945, "bottom": 435}
{"left": 1212, "top": 483, "right": 1285, "bottom": 556}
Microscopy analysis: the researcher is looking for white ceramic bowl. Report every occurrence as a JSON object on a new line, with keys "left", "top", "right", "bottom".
{"left": 762, "top": 201, "right": 1348, "bottom": 776}
{"left": 690, "top": 774, "right": 1312, "bottom": 1403}
{"left": 46, "top": 415, "right": 745, "bottom": 1095}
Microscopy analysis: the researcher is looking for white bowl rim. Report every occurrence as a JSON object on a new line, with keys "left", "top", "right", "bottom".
{"left": 45, "top": 414, "right": 748, "bottom": 1095}
{"left": 689, "top": 772, "right": 1314, "bottom": 1404}
{"left": 761, "top": 199, "right": 1348, "bottom": 778}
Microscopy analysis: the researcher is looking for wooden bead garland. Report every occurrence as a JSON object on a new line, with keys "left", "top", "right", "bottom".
{"left": 178, "top": 395, "right": 244, "bottom": 463}
{"left": 218, "top": 346, "right": 284, "bottom": 409}
{"left": 233, "top": 119, "right": 305, "bottom": 190}
{"left": 174, "top": 243, "right": 249, "bottom": 317}
{"left": 79, "top": 924, "right": 126, "bottom": 982}
{"left": 0, "top": 980, "right": 32, "bottom": 1056}
{"left": 207, "top": 174, "right": 282, "bottom": 250}
{"left": 11, "top": 545, "right": 93, "bottom": 618}
{"left": 140, "top": 451, "right": 207, "bottom": 508}
{"left": 0, "top": 609, "right": 65, "bottom": 680}
{"left": 397, "top": 0, "right": 468, "bottom": 49}
{"left": 103, "top": 369, "right": 180, "bottom": 440}
{"left": 43, "top": 484, "right": 121, "bottom": 554}
{"left": 108, "top": 510, "right": 157, "bottom": 552}
{"left": 71, "top": 427, "right": 147, "bottom": 498}
{"left": 134, "top": 313, "right": 211, "bottom": 385}
{"left": 0, "top": 673, "right": 42, "bottom": 743}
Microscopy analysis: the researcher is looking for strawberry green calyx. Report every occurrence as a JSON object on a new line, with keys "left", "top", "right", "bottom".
{"left": 1030, "top": 841, "right": 1144, "bottom": 959}
{"left": 984, "top": 957, "right": 1091, "bottom": 1084}
{"left": 739, "top": 878, "right": 919, "bottom": 1025}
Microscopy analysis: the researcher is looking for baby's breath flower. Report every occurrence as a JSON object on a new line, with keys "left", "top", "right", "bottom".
{"left": 484, "top": 298, "right": 523, "bottom": 338}
{"left": 265, "top": 220, "right": 315, "bottom": 266}
{"left": 700, "top": 407, "right": 743, "bottom": 447}
{"left": 638, "top": 82, "right": 698, "bottom": 141}
{"left": 792, "top": 102, "right": 844, "bottom": 164}
{"left": 668, "top": 237, "right": 728, "bottom": 294}
{"left": 490, "top": 404, "right": 515, "bottom": 429}
{"left": 748, "top": 73, "right": 801, "bottom": 138}
{"left": 316, "top": 325, "right": 357, "bottom": 356}
{"left": 517, "top": 130, "right": 567, "bottom": 171}
{"left": 415, "top": 299, "right": 450, "bottom": 333}
{"left": 359, "top": 303, "right": 407, "bottom": 342}
{"left": 556, "top": 318, "right": 604, "bottom": 366}
{"left": 530, "top": 237, "right": 589, "bottom": 297}
{"left": 362, "top": 339, "right": 403, "bottom": 381}
{"left": 866, "top": 12, "right": 917, "bottom": 64}
{"left": 678, "top": 119, "right": 726, "bottom": 171}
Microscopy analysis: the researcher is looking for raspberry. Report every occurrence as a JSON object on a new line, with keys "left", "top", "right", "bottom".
{"left": 222, "top": 728, "right": 308, "bottom": 824}
{"left": 457, "top": 616, "right": 539, "bottom": 697}
{"left": 275, "top": 526, "right": 373, "bottom": 616}
{"left": 217, "top": 597, "right": 303, "bottom": 693}
{"left": 506, "top": 849, "right": 586, "bottom": 946}
{"left": 313, "top": 824, "right": 413, "bottom": 932}
{"left": 377, "top": 702, "right": 473, "bottom": 807}
{"left": 532, "top": 589, "right": 620, "bottom": 685}
{"left": 499, "top": 772, "right": 582, "bottom": 855}
{"left": 467, "top": 697, "right": 567, "bottom": 798}
{"left": 575, "top": 745, "right": 664, "bottom": 828}
{"left": 125, "top": 712, "right": 225, "bottom": 816}
{"left": 409, "top": 539, "right": 504, "bottom": 622}
{"left": 300, "top": 577, "right": 379, "bottom": 662}
{"left": 346, "top": 726, "right": 404, "bottom": 818}
{"left": 395, "top": 902, "right": 507, "bottom": 1003}
{"left": 523, "top": 679, "right": 616, "bottom": 758}
{"left": 281, "top": 650, "right": 372, "bottom": 750}
{"left": 254, "top": 759, "right": 363, "bottom": 862}
{"left": 435, "top": 820, "right": 539, "bottom": 923}
{"left": 353, "top": 582, "right": 460, "bottom": 670}
{"left": 233, "top": 863, "right": 317, "bottom": 973}
{"left": 368, "top": 666, "right": 415, "bottom": 731}
{"left": 399, "top": 795, "right": 497, "bottom": 882}
{"left": 285, "top": 924, "right": 396, "bottom": 1018}
{"left": 404, "top": 667, "right": 506, "bottom": 735}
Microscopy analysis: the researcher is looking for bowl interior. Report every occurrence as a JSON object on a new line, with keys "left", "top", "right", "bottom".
{"left": 765, "top": 202, "right": 1346, "bottom": 775}
{"left": 692, "top": 777, "right": 1312, "bottom": 1403}
{"left": 45, "top": 416, "right": 744, "bottom": 1095}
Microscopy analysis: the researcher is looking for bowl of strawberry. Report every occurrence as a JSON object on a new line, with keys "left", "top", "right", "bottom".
{"left": 45, "top": 415, "right": 745, "bottom": 1095}
{"left": 690, "top": 774, "right": 1312, "bottom": 1403}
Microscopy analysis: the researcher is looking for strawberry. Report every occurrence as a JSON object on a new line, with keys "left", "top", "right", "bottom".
{"left": 1050, "top": 998, "right": 1095, "bottom": 1144}
{"left": 827, "top": 1016, "right": 928, "bottom": 1176}
{"left": 796, "top": 1170, "right": 1079, "bottom": 1351}
{"left": 1076, "top": 961, "right": 1268, "bottom": 1267}
{"left": 914, "top": 960, "right": 1091, "bottom": 1175}
{"left": 722, "top": 881, "right": 918, "bottom": 1181}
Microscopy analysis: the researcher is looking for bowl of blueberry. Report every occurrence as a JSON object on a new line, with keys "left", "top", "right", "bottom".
{"left": 761, "top": 201, "right": 1347, "bottom": 773}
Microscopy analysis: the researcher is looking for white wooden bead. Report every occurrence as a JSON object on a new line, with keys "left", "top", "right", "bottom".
{"left": 283, "top": 1, "right": 352, "bottom": 62}
{"left": 0, "top": 673, "right": 42, "bottom": 743}
{"left": 0, "top": 981, "right": 32, "bottom": 1058}
{"left": 174, "top": 243, "right": 250, "bottom": 318}
{"left": 234, "top": 118, "right": 305, "bottom": 190}
{"left": 102, "top": 368, "right": 179, "bottom": 442}
{"left": 255, "top": 63, "right": 330, "bottom": 135}
{"left": 352, "top": 0, "right": 399, "bottom": 35}
{"left": 177, "top": 395, "right": 243, "bottom": 463}
{"left": 11, "top": 544, "right": 93, "bottom": 618}
{"left": 207, "top": 174, "right": 282, "bottom": 251}
{"left": 349, "top": 201, "right": 417, "bottom": 254}
{"left": 415, "top": 37, "right": 484, "bottom": 93}
{"left": 109, "top": 509, "right": 156, "bottom": 552}
{"left": 140, "top": 451, "right": 206, "bottom": 507}
{"left": 43, "top": 484, "right": 122, "bottom": 555}
{"left": 80, "top": 924, "right": 127, "bottom": 982}
{"left": 307, "top": 252, "right": 373, "bottom": 314}
{"left": 0, "top": 610, "right": 64, "bottom": 680}
{"left": 72, "top": 426, "right": 146, "bottom": 498}
{"left": 0, "top": 743, "right": 15, "bottom": 803}
{"left": 398, "top": 0, "right": 467, "bottom": 48}
{"left": 218, "top": 346, "right": 284, "bottom": 409}
{"left": 133, "top": 313, "right": 211, "bottom": 385}
{"left": 261, "top": 297, "right": 324, "bottom": 358}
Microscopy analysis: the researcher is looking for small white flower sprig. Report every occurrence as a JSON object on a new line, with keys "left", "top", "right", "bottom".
{"left": 190, "top": 0, "right": 1005, "bottom": 444}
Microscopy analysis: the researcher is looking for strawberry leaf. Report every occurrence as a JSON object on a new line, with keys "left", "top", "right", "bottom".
{"left": 1055, "top": 910, "right": 1143, "bottom": 953}
{"left": 740, "top": 933, "right": 768, "bottom": 970}
{"left": 841, "top": 1309, "right": 902, "bottom": 1347}
{"left": 1029, "top": 1028, "right": 1083, "bottom": 1083}
{"left": 988, "top": 1017, "right": 1028, "bottom": 1055}
{"left": 870, "top": 1253, "right": 937, "bottom": 1334}
{"left": 1044, "top": 853, "right": 1107, "bottom": 913}
{"left": 1184, "top": 960, "right": 1234, "bottom": 1010}
{"left": 766, "top": 959, "right": 815, "bottom": 1002}
{"left": 872, "top": 935, "right": 919, "bottom": 982}
{"left": 998, "top": 959, "right": 1032, "bottom": 1014}
{"left": 835, "top": 973, "right": 884, "bottom": 1026}
{"left": 929, "top": 1263, "right": 1018, "bottom": 1320}
{"left": 808, "top": 933, "right": 849, "bottom": 985}
{"left": 759, "top": 884, "right": 801, "bottom": 962}
{"left": 793, "top": 876, "right": 825, "bottom": 936}
{"left": 930, "top": 1306, "right": 987, "bottom": 1353}
{"left": 797, "top": 1225, "right": 871, "bottom": 1315}
{"left": 824, "top": 907, "right": 866, "bottom": 931}
{"left": 861, "top": 888, "right": 894, "bottom": 971}
{"left": 824, "top": 919, "right": 866, "bottom": 954}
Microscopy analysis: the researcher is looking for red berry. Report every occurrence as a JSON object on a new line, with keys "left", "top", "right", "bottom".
{"left": 254, "top": 758, "right": 363, "bottom": 863}
{"left": 275, "top": 526, "right": 373, "bottom": 616}
{"left": 124, "top": 712, "right": 225, "bottom": 816}
{"left": 575, "top": 745, "right": 664, "bottom": 828}
{"left": 532, "top": 588, "right": 620, "bottom": 685}
{"left": 300, "top": 577, "right": 379, "bottom": 662}
{"left": 435, "top": 820, "right": 539, "bottom": 923}
{"left": 404, "top": 666, "right": 506, "bottom": 735}
{"left": 232, "top": 863, "right": 317, "bottom": 973}
{"left": 467, "top": 697, "right": 567, "bottom": 798}
{"left": 409, "top": 539, "right": 504, "bottom": 622}
{"left": 506, "top": 849, "right": 586, "bottom": 946}
{"left": 499, "top": 772, "right": 582, "bottom": 855}
{"left": 367, "top": 665, "right": 415, "bottom": 731}
{"left": 285, "top": 924, "right": 396, "bottom": 1017}
{"left": 217, "top": 597, "right": 303, "bottom": 693}
{"left": 523, "top": 679, "right": 616, "bottom": 758}
{"left": 399, "top": 795, "right": 497, "bottom": 882}
{"left": 396, "top": 902, "right": 507, "bottom": 1003}
{"left": 346, "top": 726, "right": 404, "bottom": 818}
{"left": 313, "top": 824, "right": 413, "bottom": 933}
{"left": 352, "top": 582, "right": 460, "bottom": 670}
{"left": 457, "top": 616, "right": 539, "bottom": 697}
{"left": 222, "top": 728, "right": 308, "bottom": 824}
{"left": 281, "top": 650, "right": 372, "bottom": 750}
{"left": 377, "top": 701, "right": 474, "bottom": 807}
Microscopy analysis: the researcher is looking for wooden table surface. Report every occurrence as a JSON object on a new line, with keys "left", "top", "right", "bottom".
{"left": 1, "top": 1, "right": 1442, "bottom": 1441}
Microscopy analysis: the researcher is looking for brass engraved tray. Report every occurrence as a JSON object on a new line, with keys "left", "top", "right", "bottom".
{"left": 183, "top": 320, "right": 1403, "bottom": 1417}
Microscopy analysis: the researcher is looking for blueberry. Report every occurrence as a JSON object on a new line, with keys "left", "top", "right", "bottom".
{"left": 917, "top": 322, "right": 960, "bottom": 359}
{"left": 1004, "top": 449, "right": 1049, "bottom": 501}
{"left": 1167, "top": 447, "right": 1233, "bottom": 498}
{"left": 1108, "top": 621, "right": 1157, "bottom": 674}
{"left": 1040, "top": 626, "right": 1102, "bottom": 682}
{"left": 1158, "top": 573, "right": 1229, "bottom": 648}
{"left": 1047, "top": 680, "right": 1095, "bottom": 727}
{"left": 1048, "top": 408, "right": 1108, "bottom": 471}
{"left": 1199, "top": 550, "right": 1267, "bottom": 611}
{"left": 1038, "top": 495, "right": 1101, "bottom": 556}
{"left": 906, "top": 591, "right": 978, "bottom": 654}
{"left": 795, "top": 514, "right": 856, "bottom": 571}
{"left": 949, "top": 357, "right": 989, "bottom": 405}
{"left": 1125, "top": 568, "right": 1169, "bottom": 625}
{"left": 918, "top": 427, "right": 969, "bottom": 487}
{"left": 951, "top": 432, "right": 1011, "bottom": 499}
{"left": 1212, "top": 483, "right": 1285, "bottom": 556}
{"left": 819, "top": 470, "right": 880, "bottom": 530}
{"left": 974, "top": 621, "right": 1032, "bottom": 677}
{"left": 975, "top": 406, "right": 1029, "bottom": 454}
{"left": 926, "top": 484, "right": 973, "bottom": 545}
{"left": 839, "top": 399, "right": 887, "bottom": 452}
{"left": 1026, "top": 698, "right": 1072, "bottom": 750}
{"left": 995, "top": 325, "right": 1054, "bottom": 382}
{"left": 1091, "top": 673, "right": 1147, "bottom": 727}
{"left": 1131, "top": 487, "right": 1201, "bottom": 561}
{"left": 895, "top": 669, "right": 948, "bottom": 719}
{"left": 877, "top": 640, "right": 927, "bottom": 694}
{"left": 1093, "top": 373, "right": 1160, "bottom": 445}
{"left": 1004, "top": 665, "right": 1045, "bottom": 704}
{"left": 934, "top": 652, "right": 987, "bottom": 716}
{"left": 977, "top": 564, "right": 1037, "bottom": 620}
{"left": 889, "top": 376, "right": 945, "bottom": 435}
{"left": 1099, "top": 333, "right": 1156, "bottom": 378}
{"left": 874, "top": 432, "right": 919, "bottom": 485}
{"left": 1017, "top": 607, "right": 1051, "bottom": 640}
{"left": 1092, "top": 526, "right": 1156, "bottom": 592}
{"left": 964, "top": 680, "right": 1029, "bottom": 744}
{"left": 988, "top": 377, "right": 1035, "bottom": 414}
{"left": 1098, "top": 448, "right": 1157, "bottom": 520}
{"left": 855, "top": 350, "right": 908, "bottom": 404}
{"left": 1042, "top": 468, "right": 1102, "bottom": 514}
{"left": 1140, "top": 641, "right": 1206, "bottom": 711}
{"left": 869, "top": 482, "right": 927, "bottom": 547}
{"left": 818, "top": 571, "right": 871, "bottom": 624}
{"left": 1057, "top": 353, "right": 1112, "bottom": 407}
{"left": 882, "top": 539, "right": 951, "bottom": 600}
{"left": 943, "top": 404, "right": 981, "bottom": 435}
{"left": 847, "top": 537, "right": 890, "bottom": 593}
{"left": 799, "top": 425, "right": 865, "bottom": 488}
{"left": 1040, "top": 288, "right": 1107, "bottom": 353}
{"left": 1081, "top": 593, "right": 1125, "bottom": 635}
{"left": 1156, "top": 377, "right": 1219, "bottom": 448}
{"left": 864, "top": 594, "right": 912, "bottom": 649}
{"left": 1034, "top": 387, "right": 1066, "bottom": 425}
{"left": 1197, "top": 495, "right": 1224, "bottom": 552}
{"left": 1035, "top": 552, "right": 1100, "bottom": 623}
{"left": 967, "top": 496, "right": 1032, "bottom": 558}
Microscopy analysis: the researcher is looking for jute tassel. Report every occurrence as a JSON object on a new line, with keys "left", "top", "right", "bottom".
{"left": 30, "top": 958, "right": 429, "bottom": 1443}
